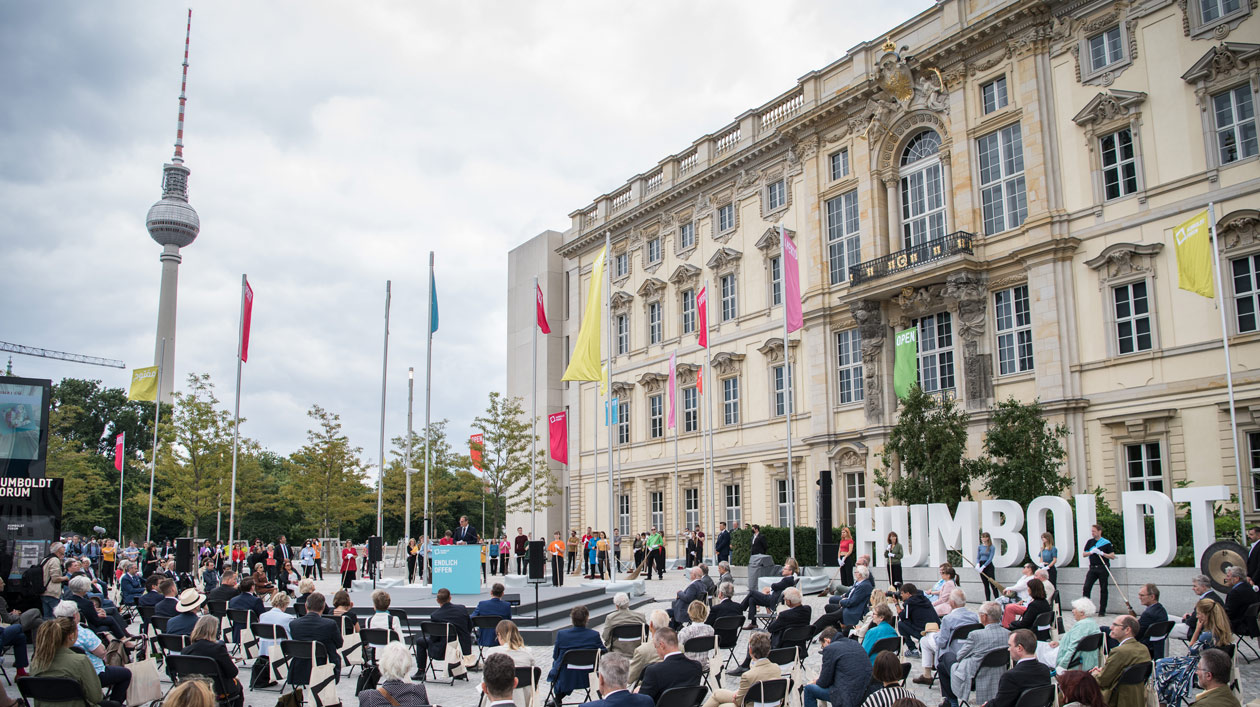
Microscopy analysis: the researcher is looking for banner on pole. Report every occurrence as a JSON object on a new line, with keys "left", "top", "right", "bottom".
{"left": 782, "top": 228, "right": 804, "bottom": 333}
{"left": 605, "top": 398, "right": 620, "bottom": 426}
{"left": 1174, "top": 209, "right": 1214, "bottom": 298}
{"left": 469, "top": 433, "right": 483, "bottom": 471}
{"left": 697, "top": 286, "right": 709, "bottom": 348}
{"left": 241, "top": 278, "right": 254, "bottom": 362}
{"left": 548, "top": 411, "right": 568, "bottom": 464}
{"left": 667, "top": 352, "right": 677, "bottom": 429}
{"left": 429, "top": 269, "right": 440, "bottom": 334}
{"left": 894, "top": 328, "right": 918, "bottom": 400}
{"left": 127, "top": 367, "right": 159, "bottom": 402}
{"left": 562, "top": 247, "right": 607, "bottom": 382}
{"left": 536, "top": 283, "right": 551, "bottom": 334}
{"left": 114, "top": 433, "right": 124, "bottom": 472}
{"left": 697, "top": 365, "right": 703, "bottom": 395}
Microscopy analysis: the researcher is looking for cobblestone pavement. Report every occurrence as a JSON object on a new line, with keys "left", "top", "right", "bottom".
{"left": 10, "top": 568, "right": 1256, "bottom": 707}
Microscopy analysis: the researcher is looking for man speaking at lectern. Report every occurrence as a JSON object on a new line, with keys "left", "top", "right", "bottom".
{"left": 454, "top": 516, "right": 479, "bottom": 545}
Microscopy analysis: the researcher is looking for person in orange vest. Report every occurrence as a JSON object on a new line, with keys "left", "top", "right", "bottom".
{"left": 548, "top": 532, "right": 567, "bottom": 587}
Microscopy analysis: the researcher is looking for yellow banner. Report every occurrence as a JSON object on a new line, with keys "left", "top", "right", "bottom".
{"left": 561, "top": 247, "right": 607, "bottom": 382}
{"left": 1174, "top": 209, "right": 1214, "bottom": 298}
{"left": 127, "top": 366, "right": 159, "bottom": 401}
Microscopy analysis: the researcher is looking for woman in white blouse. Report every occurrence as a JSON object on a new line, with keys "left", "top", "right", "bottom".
{"left": 258, "top": 591, "right": 295, "bottom": 655}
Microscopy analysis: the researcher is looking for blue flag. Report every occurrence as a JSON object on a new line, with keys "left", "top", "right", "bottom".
{"left": 429, "top": 269, "right": 439, "bottom": 334}
{"left": 606, "top": 397, "right": 620, "bottom": 426}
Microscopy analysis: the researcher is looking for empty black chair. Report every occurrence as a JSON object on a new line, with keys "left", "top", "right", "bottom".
{"left": 1139, "top": 620, "right": 1175, "bottom": 660}
{"left": 165, "top": 653, "right": 245, "bottom": 707}
{"left": 1067, "top": 631, "right": 1105, "bottom": 669}
{"left": 871, "top": 636, "right": 902, "bottom": 656}
{"left": 1013, "top": 684, "right": 1056, "bottom": 707}
{"left": 656, "top": 684, "right": 708, "bottom": 707}
{"left": 149, "top": 615, "right": 170, "bottom": 634}
{"left": 712, "top": 615, "right": 743, "bottom": 672}
{"left": 472, "top": 615, "right": 504, "bottom": 660}
{"left": 741, "top": 677, "right": 789, "bottom": 707}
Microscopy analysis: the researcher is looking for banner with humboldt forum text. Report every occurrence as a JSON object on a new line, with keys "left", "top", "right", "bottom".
{"left": 854, "top": 486, "right": 1230, "bottom": 571}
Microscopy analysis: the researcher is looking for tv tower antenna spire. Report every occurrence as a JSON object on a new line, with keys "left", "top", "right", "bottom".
{"left": 173, "top": 8, "right": 191, "bottom": 163}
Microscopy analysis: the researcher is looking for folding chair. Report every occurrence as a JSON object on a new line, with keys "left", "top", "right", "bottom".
{"left": 138, "top": 605, "right": 157, "bottom": 635}
{"left": 472, "top": 616, "right": 504, "bottom": 662}
{"left": 766, "top": 646, "right": 800, "bottom": 700}
{"left": 1032, "top": 611, "right": 1055, "bottom": 643}
{"left": 226, "top": 609, "right": 257, "bottom": 660}
{"left": 657, "top": 684, "right": 709, "bottom": 707}
{"left": 1118, "top": 661, "right": 1152, "bottom": 687}
{"left": 419, "top": 621, "right": 462, "bottom": 685}
{"left": 712, "top": 615, "right": 744, "bottom": 673}
{"left": 1013, "top": 684, "right": 1055, "bottom": 707}
{"left": 1139, "top": 620, "right": 1175, "bottom": 660}
{"left": 16, "top": 677, "right": 90, "bottom": 707}
{"left": 871, "top": 636, "right": 902, "bottom": 656}
{"left": 682, "top": 634, "right": 718, "bottom": 684}
{"left": 279, "top": 639, "right": 331, "bottom": 695}
{"left": 252, "top": 622, "right": 290, "bottom": 679}
{"left": 543, "top": 647, "right": 600, "bottom": 706}
{"left": 477, "top": 665, "right": 543, "bottom": 707}
{"left": 610, "top": 623, "right": 647, "bottom": 656}
{"left": 1237, "top": 604, "right": 1260, "bottom": 663}
{"left": 165, "top": 653, "right": 245, "bottom": 707}
{"left": 928, "top": 624, "right": 981, "bottom": 688}
{"left": 149, "top": 615, "right": 170, "bottom": 634}
{"left": 387, "top": 609, "right": 426, "bottom": 679}
{"left": 335, "top": 613, "right": 364, "bottom": 678}
{"left": 778, "top": 626, "right": 811, "bottom": 656}
{"left": 293, "top": 602, "right": 308, "bottom": 617}
{"left": 1066, "top": 631, "right": 1105, "bottom": 669}
{"left": 152, "top": 633, "right": 189, "bottom": 680}
{"left": 360, "top": 627, "right": 393, "bottom": 665}
{"left": 742, "top": 677, "right": 789, "bottom": 707}
{"left": 960, "top": 648, "right": 1010, "bottom": 707}
{"left": 206, "top": 600, "right": 228, "bottom": 620}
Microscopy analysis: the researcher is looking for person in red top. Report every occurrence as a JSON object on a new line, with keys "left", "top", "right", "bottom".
{"left": 438, "top": 531, "right": 454, "bottom": 546}
{"left": 339, "top": 541, "right": 358, "bottom": 590}
{"left": 265, "top": 544, "right": 278, "bottom": 582}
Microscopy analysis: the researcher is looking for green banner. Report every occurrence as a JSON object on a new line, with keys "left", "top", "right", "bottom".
{"left": 894, "top": 327, "right": 918, "bottom": 400}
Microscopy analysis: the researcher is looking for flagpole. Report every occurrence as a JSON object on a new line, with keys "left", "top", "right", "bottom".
{"left": 423, "top": 253, "right": 435, "bottom": 585}
{"left": 377, "top": 280, "right": 391, "bottom": 547}
{"left": 672, "top": 355, "right": 680, "bottom": 565}
{"left": 117, "top": 434, "right": 125, "bottom": 543}
{"left": 146, "top": 338, "right": 164, "bottom": 544}
{"left": 227, "top": 275, "right": 246, "bottom": 548}
{"left": 703, "top": 281, "right": 716, "bottom": 564}
{"left": 405, "top": 367, "right": 414, "bottom": 559}
{"left": 781, "top": 225, "right": 797, "bottom": 558}
{"left": 531, "top": 276, "right": 539, "bottom": 539}
{"left": 604, "top": 231, "right": 616, "bottom": 581}
{"left": 1205, "top": 203, "right": 1247, "bottom": 540}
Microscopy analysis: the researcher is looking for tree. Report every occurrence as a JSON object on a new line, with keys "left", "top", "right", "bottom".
{"left": 875, "top": 385, "right": 976, "bottom": 511}
{"left": 974, "top": 397, "right": 1071, "bottom": 508}
{"left": 156, "top": 373, "right": 234, "bottom": 537}
{"left": 46, "top": 405, "right": 114, "bottom": 534}
{"left": 51, "top": 378, "right": 154, "bottom": 458}
{"left": 379, "top": 421, "right": 477, "bottom": 541}
{"left": 472, "top": 392, "right": 561, "bottom": 539}
{"left": 284, "top": 405, "right": 372, "bottom": 538}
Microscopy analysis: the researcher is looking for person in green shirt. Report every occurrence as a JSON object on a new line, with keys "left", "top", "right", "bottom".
{"left": 645, "top": 527, "right": 665, "bottom": 580}
{"left": 31, "top": 618, "right": 104, "bottom": 707}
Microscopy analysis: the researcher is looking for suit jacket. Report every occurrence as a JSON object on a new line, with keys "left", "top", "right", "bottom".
{"left": 839, "top": 577, "right": 875, "bottom": 626}
{"left": 714, "top": 530, "right": 731, "bottom": 556}
{"left": 951, "top": 623, "right": 1011, "bottom": 704}
{"left": 1248, "top": 541, "right": 1260, "bottom": 584}
{"left": 182, "top": 638, "right": 239, "bottom": 683}
{"left": 816, "top": 636, "right": 872, "bottom": 707}
{"left": 937, "top": 606, "right": 980, "bottom": 654}
{"left": 700, "top": 575, "right": 716, "bottom": 596}
{"left": 205, "top": 584, "right": 239, "bottom": 603}
{"left": 1193, "top": 686, "right": 1242, "bottom": 707}
{"left": 428, "top": 602, "right": 474, "bottom": 657}
{"left": 584, "top": 689, "right": 654, "bottom": 707}
{"left": 1096, "top": 638, "right": 1151, "bottom": 707}
{"left": 988, "top": 658, "right": 1051, "bottom": 707}
{"left": 228, "top": 592, "right": 265, "bottom": 620}
{"left": 1225, "top": 582, "right": 1260, "bottom": 635}
{"left": 454, "top": 525, "right": 479, "bottom": 544}
{"left": 706, "top": 599, "right": 743, "bottom": 627}
{"left": 733, "top": 657, "right": 782, "bottom": 706}
{"left": 601, "top": 608, "right": 646, "bottom": 651}
{"left": 767, "top": 604, "right": 812, "bottom": 649}
{"left": 637, "top": 653, "right": 702, "bottom": 702}
{"left": 627, "top": 641, "right": 659, "bottom": 686}
{"left": 1137, "top": 602, "right": 1169, "bottom": 656}
{"left": 548, "top": 626, "right": 604, "bottom": 694}
{"left": 472, "top": 598, "right": 513, "bottom": 646}
{"left": 166, "top": 611, "right": 199, "bottom": 636}
{"left": 288, "top": 612, "right": 344, "bottom": 685}
{"left": 154, "top": 596, "right": 179, "bottom": 618}
{"left": 672, "top": 579, "right": 707, "bottom": 625}
{"left": 750, "top": 533, "right": 768, "bottom": 556}
{"left": 138, "top": 590, "right": 163, "bottom": 607}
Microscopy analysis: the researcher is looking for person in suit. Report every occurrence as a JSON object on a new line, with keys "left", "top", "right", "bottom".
{"left": 741, "top": 558, "right": 799, "bottom": 628}
{"left": 811, "top": 564, "right": 874, "bottom": 637}
{"left": 749, "top": 525, "right": 768, "bottom": 556}
{"left": 67, "top": 577, "right": 131, "bottom": 640}
{"left": 730, "top": 587, "right": 810, "bottom": 675}
{"left": 1171, "top": 574, "right": 1224, "bottom": 640}
{"left": 415, "top": 588, "right": 474, "bottom": 676}
{"left": 802, "top": 625, "right": 871, "bottom": 707}
{"left": 698, "top": 564, "right": 717, "bottom": 596}
{"left": 1193, "top": 648, "right": 1242, "bottom": 707}
{"left": 357, "top": 642, "right": 431, "bottom": 707}
{"left": 898, "top": 583, "right": 941, "bottom": 653}
{"left": 227, "top": 578, "right": 265, "bottom": 642}
{"left": 601, "top": 593, "right": 646, "bottom": 655}
{"left": 942, "top": 601, "right": 1009, "bottom": 707}
{"left": 915, "top": 588, "right": 979, "bottom": 685}
{"left": 635, "top": 627, "right": 701, "bottom": 703}
{"left": 205, "top": 570, "right": 239, "bottom": 603}
{"left": 288, "top": 591, "right": 344, "bottom": 685}
{"left": 714, "top": 522, "right": 731, "bottom": 564}
{"left": 473, "top": 583, "right": 513, "bottom": 647}
{"left": 717, "top": 561, "right": 734, "bottom": 588}
{"left": 1247, "top": 526, "right": 1260, "bottom": 586}
{"left": 1132, "top": 583, "right": 1169, "bottom": 658}
{"left": 1091, "top": 615, "right": 1151, "bottom": 707}
{"left": 455, "top": 516, "right": 479, "bottom": 545}
{"left": 982, "top": 629, "right": 1051, "bottom": 707}
{"left": 164, "top": 589, "right": 205, "bottom": 636}
{"left": 546, "top": 606, "right": 605, "bottom": 707}
{"left": 671, "top": 567, "right": 708, "bottom": 629}
{"left": 628, "top": 610, "right": 669, "bottom": 686}
{"left": 586, "top": 653, "right": 652, "bottom": 707}
{"left": 480, "top": 653, "right": 520, "bottom": 707}
{"left": 1223, "top": 566, "right": 1260, "bottom": 636}
{"left": 152, "top": 578, "right": 179, "bottom": 618}
{"left": 704, "top": 630, "right": 778, "bottom": 707}
{"left": 181, "top": 615, "right": 242, "bottom": 703}
{"left": 707, "top": 583, "right": 744, "bottom": 626}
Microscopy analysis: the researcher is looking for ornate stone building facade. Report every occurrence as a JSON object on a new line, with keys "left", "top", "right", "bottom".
{"left": 506, "top": 0, "right": 1260, "bottom": 540}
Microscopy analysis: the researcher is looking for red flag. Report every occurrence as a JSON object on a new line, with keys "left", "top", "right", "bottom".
{"left": 697, "top": 366, "right": 703, "bottom": 395}
{"left": 470, "top": 433, "right": 484, "bottom": 471}
{"left": 697, "top": 286, "right": 709, "bottom": 348}
{"left": 548, "top": 411, "right": 568, "bottom": 464}
{"left": 241, "top": 279, "right": 254, "bottom": 362}
{"left": 536, "top": 283, "right": 551, "bottom": 334}
{"left": 114, "top": 432, "right": 124, "bottom": 472}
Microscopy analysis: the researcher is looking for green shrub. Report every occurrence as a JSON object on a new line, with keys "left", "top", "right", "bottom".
{"left": 731, "top": 525, "right": 850, "bottom": 566}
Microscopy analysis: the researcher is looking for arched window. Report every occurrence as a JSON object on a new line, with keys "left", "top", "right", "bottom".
{"left": 899, "top": 130, "right": 947, "bottom": 250}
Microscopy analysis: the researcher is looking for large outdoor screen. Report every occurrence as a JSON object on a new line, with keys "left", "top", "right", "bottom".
{"left": 0, "top": 378, "right": 51, "bottom": 478}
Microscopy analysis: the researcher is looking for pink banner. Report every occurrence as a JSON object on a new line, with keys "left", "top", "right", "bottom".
{"left": 114, "top": 433, "right": 124, "bottom": 472}
{"left": 548, "top": 411, "right": 568, "bottom": 464}
{"left": 783, "top": 227, "right": 803, "bottom": 333}
{"left": 536, "top": 283, "right": 551, "bottom": 334}
{"left": 697, "top": 286, "right": 708, "bottom": 348}
{"left": 241, "top": 279, "right": 254, "bottom": 362}
{"left": 667, "top": 352, "right": 677, "bottom": 429}
{"left": 470, "top": 433, "right": 484, "bottom": 471}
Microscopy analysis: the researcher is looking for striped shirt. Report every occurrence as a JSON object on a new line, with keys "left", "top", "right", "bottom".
{"left": 860, "top": 686, "right": 916, "bottom": 707}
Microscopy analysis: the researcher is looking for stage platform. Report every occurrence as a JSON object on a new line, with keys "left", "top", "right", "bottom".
{"left": 342, "top": 582, "right": 653, "bottom": 645}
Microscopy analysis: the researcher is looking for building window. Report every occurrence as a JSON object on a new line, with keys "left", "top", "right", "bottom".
{"left": 650, "top": 491, "right": 664, "bottom": 531}
{"left": 722, "top": 377, "right": 740, "bottom": 425}
{"left": 614, "top": 252, "right": 629, "bottom": 278}
{"left": 618, "top": 494, "right": 630, "bottom": 536}
{"left": 900, "top": 130, "right": 947, "bottom": 249}
{"left": 724, "top": 484, "right": 742, "bottom": 526}
{"left": 1101, "top": 128, "right": 1139, "bottom": 200}
{"left": 826, "top": 190, "right": 861, "bottom": 285}
{"left": 830, "top": 149, "right": 850, "bottom": 180}
{"left": 916, "top": 312, "right": 956, "bottom": 393}
{"left": 617, "top": 399, "right": 630, "bottom": 445}
{"left": 1213, "top": 85, "right": 1258, "bottom": 165}
{"left": 681, "top": 289, "right": 697, "bottom": 335}
{"left": 1249, "top": 431, "right": 1260, "bottom": 511}
{"left": 647, "top": 237, "right": 661, "bottom": 264}
{"left": 1233, "top": 254, "right": 1260, "bottom": 333}
{"left": 995, "top": 285, "right": 1034, "bottom": 375}
{"left": 1113, "top": 281, "right": 1153, "bottom": 354}
{"left": 835, "top": 328, "right": 864, "bottom": 404}
{"left": 615, "top": 314, "right": 629, "bottom": 355}
{"left": 717, "top": 204, "right": 735, "bottom": 233}
{"left": 767, "top": 179, "right": 786, "bottom": 210}
{"left": 977, "top": 123, "right": 1028, "bottom": 235}
{"left": 679, "top": 221, "right": 696, "bottom": 250}
{"left": 776, "top": 479, "right": 790, "bottom": 527}
{"left": 648, "top": 394, "right": 663, "bottom": 439}
{"left": 1125, "top": 442, "right": 1164, "bottom": 495}
{"left": 684, "top": 488, "right": 699, "bottom": 529}
{"left": 772, "top": 363, "right": 794, "bottom": 417}
{"left": 647, "top": 301, "right": 662, "bottom": 345}
{"left": 1202, "top": 0, "right": 1242, "bottom": 23}
{"left": 720, "top": 273, "right": 738, "bottom": 321}
{"left": 981, "top": 76, "right": 1009, "bottom": 115}
{"left": 1088, "top": 26, "right": 1124, "bottom": 73}
{"left": 770, "top": 256, "right": 783, "bottom": 307}
{"left": 845, "top": 471, "right": 866, "bottom": 528}
{"left": 682, "top": 387, "right": 698, "bottom": 433}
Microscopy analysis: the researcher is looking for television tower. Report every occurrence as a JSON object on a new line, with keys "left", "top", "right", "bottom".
{"left": 146, "top": 9, "right": 199, "bottom": 401}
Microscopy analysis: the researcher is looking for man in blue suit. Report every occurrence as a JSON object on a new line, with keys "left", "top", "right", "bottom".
{"left": 811, "top": 565, "right": 874, "bottom": 637}
{"left": 547, "top": 605, "right": 605, "bottom": 707}
{"left": 227, "top": 578, "right": 265, "bottom": 642}
{"left": 803, "top": 626, "right": 872, "bottom": 707}
{"left": 585, "top": 653, "right": 652, "bottom": 707}
{"left": 671, "top": 567, "right": 707, "bottom": 629}
{"left": 472, "top": 583, "right": 513, "bottom": 647}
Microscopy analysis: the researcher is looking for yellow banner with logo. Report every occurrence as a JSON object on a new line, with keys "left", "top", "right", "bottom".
{"left": 127, "top": 366, "right": 159, "bottom": 401}
{"left": 1174, "top": 209, "right": 1213, "bottom": 298}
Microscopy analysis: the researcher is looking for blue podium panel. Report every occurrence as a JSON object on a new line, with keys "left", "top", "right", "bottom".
{"left": 431, "top": 544, "right": 482, "bottom": 594}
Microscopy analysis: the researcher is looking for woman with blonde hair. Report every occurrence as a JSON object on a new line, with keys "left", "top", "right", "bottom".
{"left": 486, "top": 619, "right": 534, "bottom": 667}
{"left": 31, "top": 619, "right": 101, "bottom": 707}
{"left": 1154, "top": 599, "right": 1233, "bottom": 705}
{"left": 259, "top": 591, "right": 295, "bottom": 654}
{"left": 182, "top": 615, "right": 242, "bottom": 703}
{"left": 163, "top": 679, "right": 216, "bottom": 707}
{"left": 677, "top": 600, "right": 715, "bottom": 668}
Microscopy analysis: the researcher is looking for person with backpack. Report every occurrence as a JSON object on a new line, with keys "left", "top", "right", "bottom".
{"left": 29, "top": 542, "right": 66, "bottom": 618}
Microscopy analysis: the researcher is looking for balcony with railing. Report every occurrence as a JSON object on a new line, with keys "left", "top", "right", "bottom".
{"left": 848, "top": 231, "right": 976, "bottom": 286}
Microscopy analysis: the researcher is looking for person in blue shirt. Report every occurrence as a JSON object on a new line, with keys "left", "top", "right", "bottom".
{"left": 862, "top": 604, "right": 899, "bottom": 663}
{"left": 977, "top": 533, "right": 997, "bottom": 601}
{"left": 472, "top": 583, "right": 513, "bottom": 648}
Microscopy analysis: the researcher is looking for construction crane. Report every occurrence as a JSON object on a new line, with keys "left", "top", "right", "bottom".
{"left": 1, "top": 341, "right": 125, "bottom": 370}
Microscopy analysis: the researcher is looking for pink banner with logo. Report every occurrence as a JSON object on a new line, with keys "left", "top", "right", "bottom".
{"left": 667, "top": 352, "right": 677, "bottom": 429}
{"left": 783, "top": 227, "right": 803, "bottom": 333}
{"left": 548, "top": 411, "right": 568, "bottom": 464}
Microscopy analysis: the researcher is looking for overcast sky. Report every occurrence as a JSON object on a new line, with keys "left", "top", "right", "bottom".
{"left": 1, "top": 1, "right": 923, "bottom": 463}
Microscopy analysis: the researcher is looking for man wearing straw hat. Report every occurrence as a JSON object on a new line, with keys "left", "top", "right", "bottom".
{"left": 165, "top": 588, "right": 206, "bottom": 636}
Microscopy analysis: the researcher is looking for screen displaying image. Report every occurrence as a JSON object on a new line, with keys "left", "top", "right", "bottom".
{"left": 0, "top": 384, "right": 43, "bottom": 462}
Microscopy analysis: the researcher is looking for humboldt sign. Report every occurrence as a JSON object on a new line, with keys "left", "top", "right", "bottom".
{"left": 854, "top": 486, "right": 1230, "bottom": 570}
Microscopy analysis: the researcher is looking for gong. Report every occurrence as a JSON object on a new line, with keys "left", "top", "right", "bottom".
{"left": 1200, "top": 541, "right": 1247, "bottom": 593}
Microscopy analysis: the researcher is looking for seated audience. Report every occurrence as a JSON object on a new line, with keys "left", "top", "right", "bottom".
{"left": 862, "top": 604, "right": 899, "bottom": 662}
{"left": 1154, "top": 599, "right": 1232, "bottom": 706}
{"left": 861, "top": 650, "right": 917, "bottom": 707}
{"left": 804, "top": 626, "right": 871, "bottom": 707}
{"left": 942, "top": 602, "right": 1009, "bottom": 707}
{"left": 1170, "top": 575, "right": 1222, "bottom": 640}
{"left": 635, "top": 627, "right": 701, "bottom": 703}
{"left": 1191, "top": 648, "right": 1241, "bottom": 707}
{"left": 628, "top": 610, "right": 669, "bottom": 686}
{"left": 703, "top": 630, "right": 776, "bottom": 707}
{"left": 1045, "top": 598, "right": 1102, "bottom": 671}
{"left": 587, "top": 652, "right": 651, "bottom": 707}
{"left": 984, "top": 629, "right": 1051, "bottom": 707}
{"left": 480, "top": 653, "right": 519, "bottom": 707}
{"left": 258, "top": 591, "right": 295, "bottom": 655}
{"left": 1091, "top": 615, "right": 1150, "bottom": 707}
{"left": 547, "top": 605, "right": 605, "bottom": 705}
{"left": 181, "top": 615, "right": 242, "bottom": 704}
{"left": 357, "top": 642, "right": 430, "bottom": 707}
{"left": 677, "top": 600, "right": 715, "bottom": 669}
